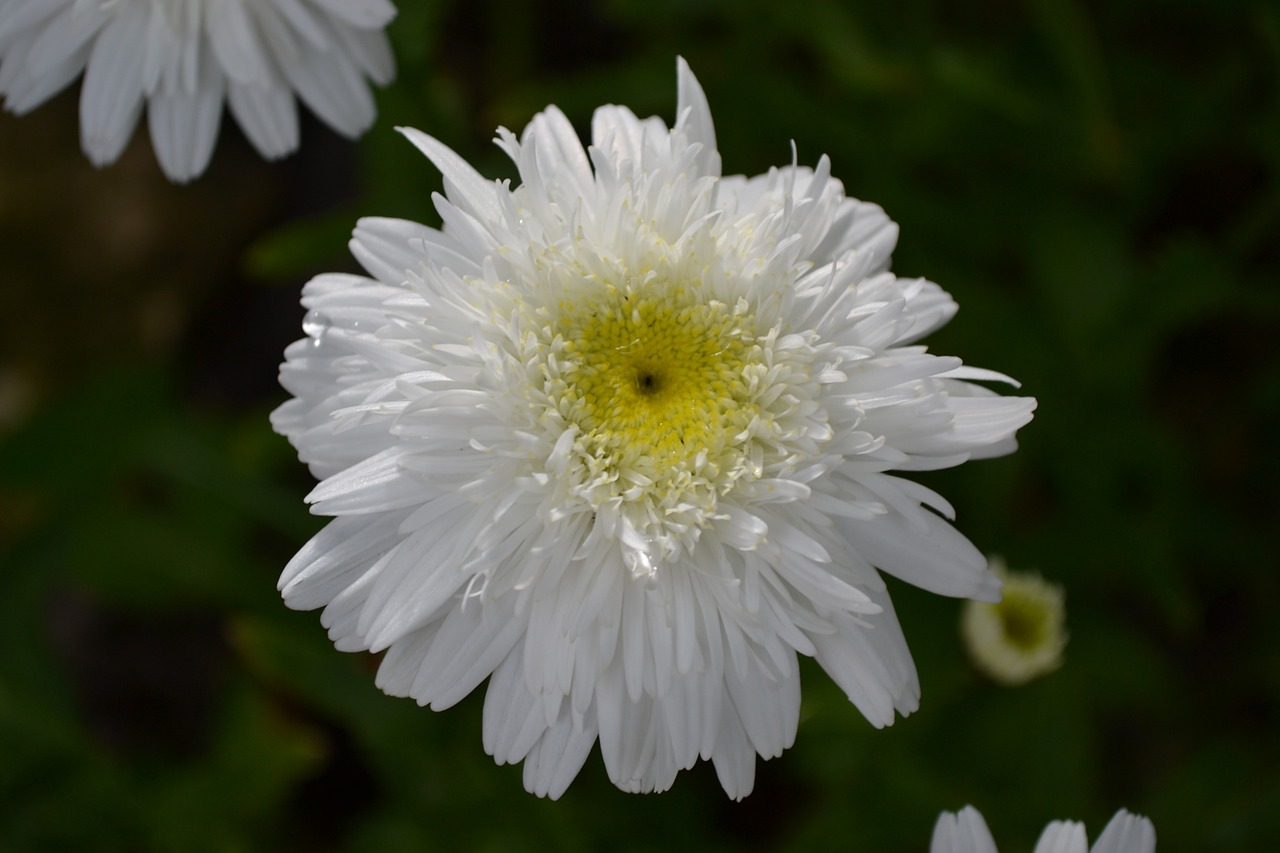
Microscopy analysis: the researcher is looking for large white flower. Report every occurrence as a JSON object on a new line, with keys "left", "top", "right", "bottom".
{"left": 932, "top": 806, "right": 1156, "bottom": 853}
{"left": 272, "top": 59, "right": 1036, "bottom": 799}
{"left": 0, "top": 0, "right": 395, "bottom": 182}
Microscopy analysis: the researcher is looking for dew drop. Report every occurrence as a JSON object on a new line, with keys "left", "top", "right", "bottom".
{"left": 302, "top": 309, "right": 331, "bottom": 345}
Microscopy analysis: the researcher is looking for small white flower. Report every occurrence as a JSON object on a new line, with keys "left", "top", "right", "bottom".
{"left": 962, "top": 557, "right": 1067, "bottom": 686}
{"left": 932, "top": 806, "right": 1156, "bottom": 853}
{"left": 273, "top": 59, "right": 1036, "bottom": 799}
{"left": 0, "top": 0, "right": 396, "bottom": 182}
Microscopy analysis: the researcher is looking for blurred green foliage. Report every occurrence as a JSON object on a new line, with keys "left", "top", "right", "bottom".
{"left": 2, "top": 0, "right": 1278, "bottom": 849}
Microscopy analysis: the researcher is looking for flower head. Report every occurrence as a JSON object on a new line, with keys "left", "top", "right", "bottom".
{"left": 0, "top": 0, "right": 396, "bottom": 182}
{"left": 273, "top": 59, "right": 1036, "bottom": 799}
{"left": 931, "top": 806, "right": 1156, "bottom": 853}
{"left": 962, "top": 557, "right": 1067, "bottom": 686}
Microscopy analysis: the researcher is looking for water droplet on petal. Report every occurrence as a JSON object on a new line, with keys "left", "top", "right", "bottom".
{"left": 302, "top": 309, "right": 331, "bottom": 345}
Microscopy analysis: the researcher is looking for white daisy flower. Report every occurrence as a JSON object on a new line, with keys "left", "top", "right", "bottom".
{"left": 931, "top": 806, "right": 1156, "bottom": 853}
{"left": 272, "top": 59, "right": 1036, "bottom": 799}
{"left": 0, "top": 0, "right": 396, "bottom": 182}
{"left": 961, "top": 557, "right": 1067, "bottom": 685}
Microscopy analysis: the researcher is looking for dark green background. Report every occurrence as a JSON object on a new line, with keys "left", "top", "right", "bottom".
{"left": 2, "top": 0, "right": 1277, "bottom": 849}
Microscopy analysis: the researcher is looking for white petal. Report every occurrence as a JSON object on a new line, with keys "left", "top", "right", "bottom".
{"left": 590, "top": 104, "right": 649, "bottom": 168}
{"left": 523, "top": 104, "right": 594, "bottom": 201}
{"left": 0, "top": 10, "right": 97, "bottom": 115}
{"left": 25, "top": 3, "right": 101, "bottom": 79}
{"left": 227, "top": 78, "right": 299, "bottom": 158}
{"left": 407, "top": 596, "right": 525, "bottom": 710}
{"left": 1034, "top": 821, "right": 1089, "bottom": 853}
{"left": 398, "top": 127, "right": 502, "bottom": 224}
{"left": 282, "top": 43, "right": 374, "bottom": 137}
{"left": 709, "top": 696, "right": 756, "bottom": 801}
{"left": 306, "top": 448, "right": 423, "bottom": 515}
{"left": 723, "top": 653, "right": 799, "bottom": 759}
{"left": 675, "top": 55, "right": 719, "bottom": 177}
{"left": 809, "top": 587, "right": 919, "bottom": 727}
{"left": 373, "top": 618, "right": 441, "bottom": 697}
{"left": 350, "top": 216, "right": 479, "bottom": 285}
{"left": 522, "top": 707, "right": 597, "bottom": 799}
{"left": 332, "top": 21, "right": 394, "bottom": 85}
{"left": 1090, "top": 810, "right": 1156, "bottom": 853}
{"left": 78, "top": 5, "right": 147, "bottom": 166}
{"left": 483, "top": 647, "right": 549, "bottom": 763}
{"left": 357, "top": 526, "right": 475, "bottom": 652}
{"left": 268, "top": 0, "right": 329, "bottom": 51}
{"left": 147, "top": 51, "right": 224, "bottom": 182}
{"left": 0, "top": 1, "right": 64, "bottom": 45}
{"left": 931, "top": 806, "right": 999, "bottom": 853}
{"left": 594, "top": 660, "right": 644, "bottom": 787}
{"left": 203, "top": 0, "right": 271, "bottom": 85}
{"left": 310, "top": 0, "right": 397, "bottom": 29}
{"left": 894, "top": 278, "right": 961, "bottom": 344}
{"left": 279, "top": 511, "right": 403, "bottom": 607}
{"left": 905, "top": 390, "right": 1037, "bottom": 461}
{"left": 814, "top": 198, "right": 899, "bottom": 271}
{"left": 838, "top": 506, "right": 1001, "bottom": 601}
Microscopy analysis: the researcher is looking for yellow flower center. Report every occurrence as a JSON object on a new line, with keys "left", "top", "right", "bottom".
{"left": 996, "top": 593, "right": 1048, "bottom": 650}
{"left": 960, "top": 563, "right": 1067, "bottom": 685}
{"left": 555, "top": 283, "right": 758, "bottom": 483}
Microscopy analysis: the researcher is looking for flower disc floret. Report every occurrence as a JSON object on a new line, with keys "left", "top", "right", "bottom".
{"left": 556, "top": 283, "right": 757, "bottom": 476}
{"left": 531, "top": 277, "right": 828, "bottom": 573}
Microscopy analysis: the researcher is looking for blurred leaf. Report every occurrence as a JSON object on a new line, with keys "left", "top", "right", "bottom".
{"left": 141, "top": 685, "right": 325, "bottom": 852}
{"left": 1027, "top": 209, "right": 1135, "bottom": 367}
{"left": 0, "top": 370, "right": 167, "bottom": 498}
{"left": 244, "top": 212, "right": 361, "bottom": 284}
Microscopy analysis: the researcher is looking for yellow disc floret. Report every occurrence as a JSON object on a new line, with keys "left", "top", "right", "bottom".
{"left": 556, "top": 283, "right": 756, "bottom": 478}
{"left": 524, "top": 270, "right": 828, "bottom": 573}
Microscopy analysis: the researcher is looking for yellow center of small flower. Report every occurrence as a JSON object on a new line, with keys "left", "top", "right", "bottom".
{"left": 555, "top": 283, "right": 757, "bottom": 481}
{"left": 960, "top": 564, "right": 1068, "bottom": 685}
{"left": 996, "top": 592, "right": 1049, "bottom": 650}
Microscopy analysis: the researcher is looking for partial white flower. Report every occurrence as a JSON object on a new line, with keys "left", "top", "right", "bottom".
{"left": 272, "top": 58, "right": 1036, "bottom": 799}
{"left": 931, "top": 806, "right": 1156, "bottom": 853}
{"left": 0, "top": 0, "right": 396, "bottom": 182}
{"left": 961, "top": 556, "right": 1067, "bottom": 686}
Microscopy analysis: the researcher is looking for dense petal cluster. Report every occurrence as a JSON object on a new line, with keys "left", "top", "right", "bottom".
{"left": 932, "top": 806, "right": 1156, "bottom": 853}
{"left": 0, "top": 0, "right": 395, "bottom": 181}
{"left": 273, "top": 59, "right": 1036, "bottom": 798}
